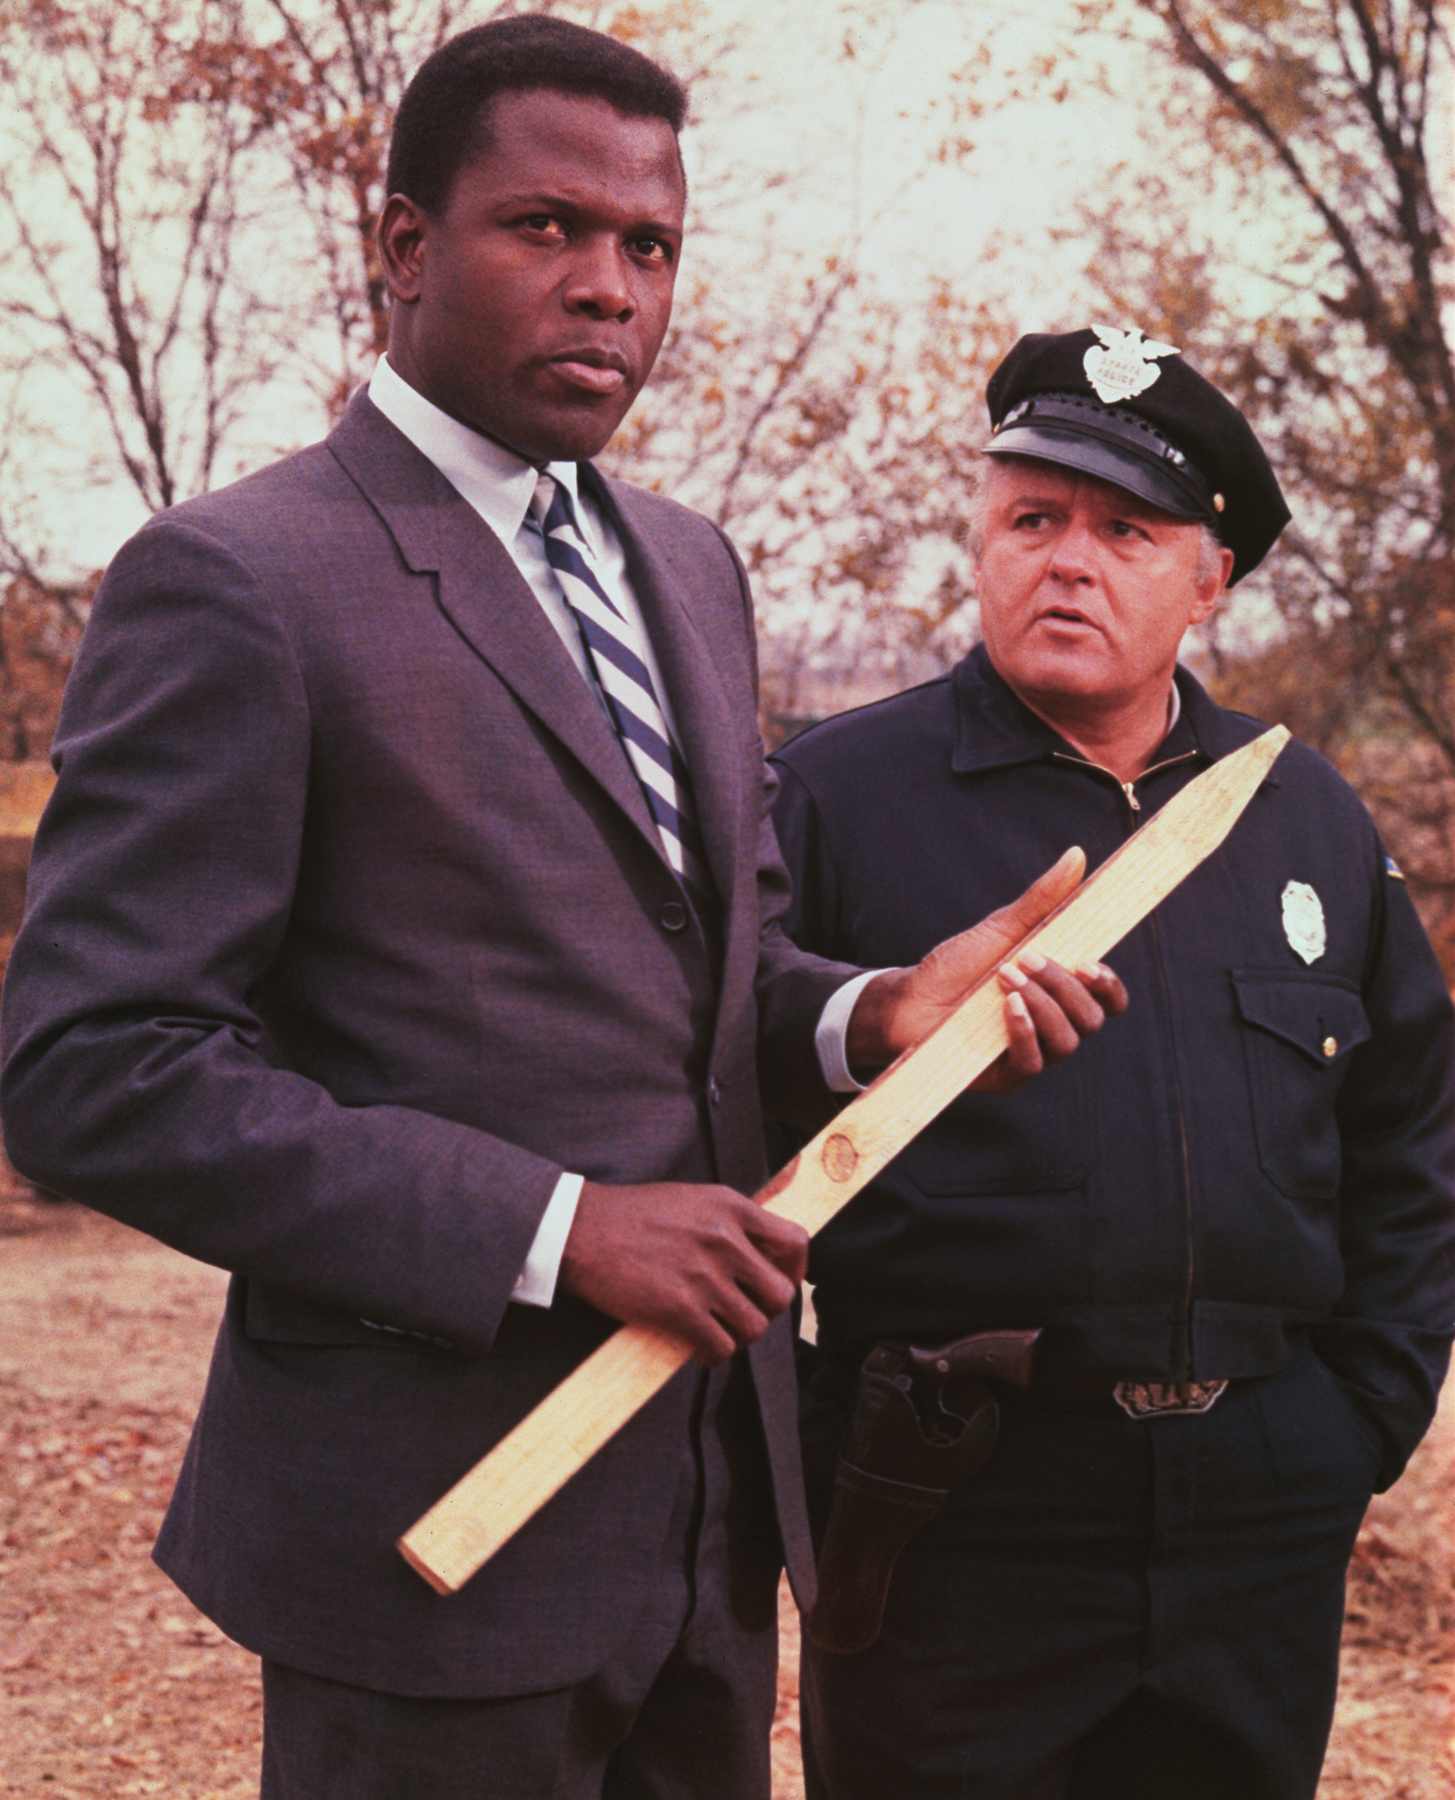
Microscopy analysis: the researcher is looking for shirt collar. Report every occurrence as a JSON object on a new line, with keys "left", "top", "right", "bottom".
{"left": 949, "top": 643, "right": 1245, "bottom": 777}
{"left": 367, "top": 355, "right": 584, "bottom": 544}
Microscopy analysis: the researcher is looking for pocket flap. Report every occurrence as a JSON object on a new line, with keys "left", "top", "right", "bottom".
{"left": 1231, "top": 971, "right": 1371, "bottom": 1068}
{"left": 243, "top": 1281, "right": 450, "bottom": 1349}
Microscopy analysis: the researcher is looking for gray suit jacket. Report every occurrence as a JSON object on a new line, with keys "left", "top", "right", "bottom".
{"left": 1, "top": 393, "right": 854, "bottom": 1696}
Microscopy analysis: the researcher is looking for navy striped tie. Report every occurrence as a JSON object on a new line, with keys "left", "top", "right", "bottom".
{"left": 531, "top": 475, "right": 716, "bottom": 920}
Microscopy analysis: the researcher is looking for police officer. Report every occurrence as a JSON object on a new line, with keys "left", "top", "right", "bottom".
{"left": 770, "top": 328, "right": 1455, "bottom": 1800}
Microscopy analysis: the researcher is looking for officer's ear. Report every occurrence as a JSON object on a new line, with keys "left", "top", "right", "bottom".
{"left": 1188, "top": 537, "right": 1234, "bottom": 627}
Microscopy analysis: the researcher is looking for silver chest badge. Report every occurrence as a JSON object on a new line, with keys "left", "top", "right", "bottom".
{"left": 1281, "top": 880, "right": 1326, "bottom": 964}
{"left": 1084, "top": 325, "right": 1180, "bottom": 404}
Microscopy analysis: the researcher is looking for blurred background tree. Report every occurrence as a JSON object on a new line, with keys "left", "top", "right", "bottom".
{"left": 0, "top": 0, "right": 277, "bottom": 533}
{"left": 0, "top": 0, "right": 1025, "bottom": 741}
{"left": 0, "top": 0, "right": 1451, "bottom": 960}
{"left": 1071, "top": 0, "right": 1455, "bottom": 954}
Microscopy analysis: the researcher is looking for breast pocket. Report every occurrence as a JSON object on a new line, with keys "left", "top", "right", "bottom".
{"left": 1231, "top": 970, "right": 1371, "bottom": 1201}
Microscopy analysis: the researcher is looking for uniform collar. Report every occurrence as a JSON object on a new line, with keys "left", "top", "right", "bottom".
{"left": 949, "top": 642, "right": 1262, "bottom": 776}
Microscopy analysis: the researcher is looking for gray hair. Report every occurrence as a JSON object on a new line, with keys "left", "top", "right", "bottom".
{"left": 969, "top": 456, "right": 1225, "bottom": 586}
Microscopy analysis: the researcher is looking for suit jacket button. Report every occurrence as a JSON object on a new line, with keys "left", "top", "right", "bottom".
{"left": 659, "top": 900, "right": 688, "bottom": 932}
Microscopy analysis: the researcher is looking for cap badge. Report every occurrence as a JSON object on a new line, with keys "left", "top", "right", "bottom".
{"left": 1281, "top": 880, "right": 1326, "bottom": 965}
{"left": 1084, "top": 325, "right": 1180, "bottom": 405}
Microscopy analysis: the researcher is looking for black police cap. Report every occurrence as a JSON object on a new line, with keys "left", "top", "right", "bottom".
{"left": 983, "top": 327, "right": 1291, "bottom": 585}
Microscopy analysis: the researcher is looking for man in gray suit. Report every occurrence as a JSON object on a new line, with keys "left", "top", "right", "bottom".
{"left": 0, "top": 19, "right": 1120, "bottom": 1798}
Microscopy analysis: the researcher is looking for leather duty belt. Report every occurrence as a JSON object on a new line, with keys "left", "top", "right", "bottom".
{"left": 805, "top": 1352, "right": 1233, "bottom": 1656}
{"left": 1017, "top": 1376, "right": 1232, "bottom": 1415}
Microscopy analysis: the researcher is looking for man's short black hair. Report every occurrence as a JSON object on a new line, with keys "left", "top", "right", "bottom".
{"left": 386, "top": 15, "right": 689, "bottom": 215}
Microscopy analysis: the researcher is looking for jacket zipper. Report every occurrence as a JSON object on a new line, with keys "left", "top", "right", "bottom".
{"left": 1050, "top": 748, "right": 1199, "bottom": 820}
{"left": 1148, "top": 908, "right": 1199, "bottom": 1377}
{"left": 1053, "top": 746, "right": 1202, "bottom": 1373}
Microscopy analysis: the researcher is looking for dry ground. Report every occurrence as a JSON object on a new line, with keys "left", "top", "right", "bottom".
{"left": 1, "top": 1189, "right": 1449, "bottom": 1798}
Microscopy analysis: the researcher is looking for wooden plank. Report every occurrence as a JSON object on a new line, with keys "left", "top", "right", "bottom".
{"left": 398, "top": 724, "right": 1290, "bottom": 1595}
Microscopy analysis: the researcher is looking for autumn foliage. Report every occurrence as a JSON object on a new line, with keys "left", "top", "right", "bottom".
{"left": 0, "top": 0, "right": 1452, "bottom": 960}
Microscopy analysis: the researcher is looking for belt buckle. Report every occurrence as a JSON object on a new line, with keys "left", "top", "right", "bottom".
{"left": 1113, "top": 1378, "right": 1228, "bottom": 1418}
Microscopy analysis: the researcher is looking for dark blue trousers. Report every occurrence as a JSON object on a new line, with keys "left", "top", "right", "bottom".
{"left": 801, "top": 1349, "right": 1381, "bottom": 1800}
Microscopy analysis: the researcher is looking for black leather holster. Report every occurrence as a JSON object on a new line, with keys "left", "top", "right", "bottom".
{"left": 805, "top": 1329, "right": 1040, "bottom": 1655}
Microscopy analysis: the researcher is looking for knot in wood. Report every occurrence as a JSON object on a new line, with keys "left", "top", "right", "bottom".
{"left": 821, "top": 1133, "right": 859, "bottom": 1182}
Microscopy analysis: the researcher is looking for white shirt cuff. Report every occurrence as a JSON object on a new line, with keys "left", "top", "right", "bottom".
{"left": 816, "top": 969, "right": 891, "bottom": 1094}
{"left": 511, "top": 1171, "right": 584, "bottom": 1307}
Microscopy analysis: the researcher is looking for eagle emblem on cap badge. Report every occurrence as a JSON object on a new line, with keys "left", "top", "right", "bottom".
{"left": 1084, "top": 325, "right": 1181, "bottom": 405}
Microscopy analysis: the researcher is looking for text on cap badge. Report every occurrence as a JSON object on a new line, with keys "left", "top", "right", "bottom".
{"left": 1083, "top": 325, "right": 1181, "bottom": 405}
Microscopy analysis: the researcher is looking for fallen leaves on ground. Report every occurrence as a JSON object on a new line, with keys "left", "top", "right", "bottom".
{"left": 1, "top": 1195, "right": 1449, "bottom": 1798}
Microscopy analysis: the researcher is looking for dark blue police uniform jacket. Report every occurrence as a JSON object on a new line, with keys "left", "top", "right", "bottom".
{"left": 771, "top": 645, "right": 1455, "bottom": 1490}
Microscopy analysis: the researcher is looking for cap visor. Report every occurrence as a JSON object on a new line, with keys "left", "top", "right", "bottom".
{"left": 984, "top": 423, "right": 1209, "bottom": 521}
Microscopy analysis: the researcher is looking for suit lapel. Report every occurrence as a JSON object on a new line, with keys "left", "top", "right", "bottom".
{"left": 327, "top": 395, "right": 663, "bottom": 858}
{"left": 591, "top": 471, "right": 745, "bottom": 915}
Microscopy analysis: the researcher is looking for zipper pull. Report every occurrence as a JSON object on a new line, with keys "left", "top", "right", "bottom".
{"left": 1121, "top": 781, "right": 1141, "bottom": 815}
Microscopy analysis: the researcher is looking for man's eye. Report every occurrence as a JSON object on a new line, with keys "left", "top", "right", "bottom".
{"left": 1014, "top": 512, "right": 1049, "bottom": 530}
{"left": 522, "top": 215, "right": 564, "bottom": 238}
{"left": 631, "top": 236, "right": 672, "bottom": 264}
